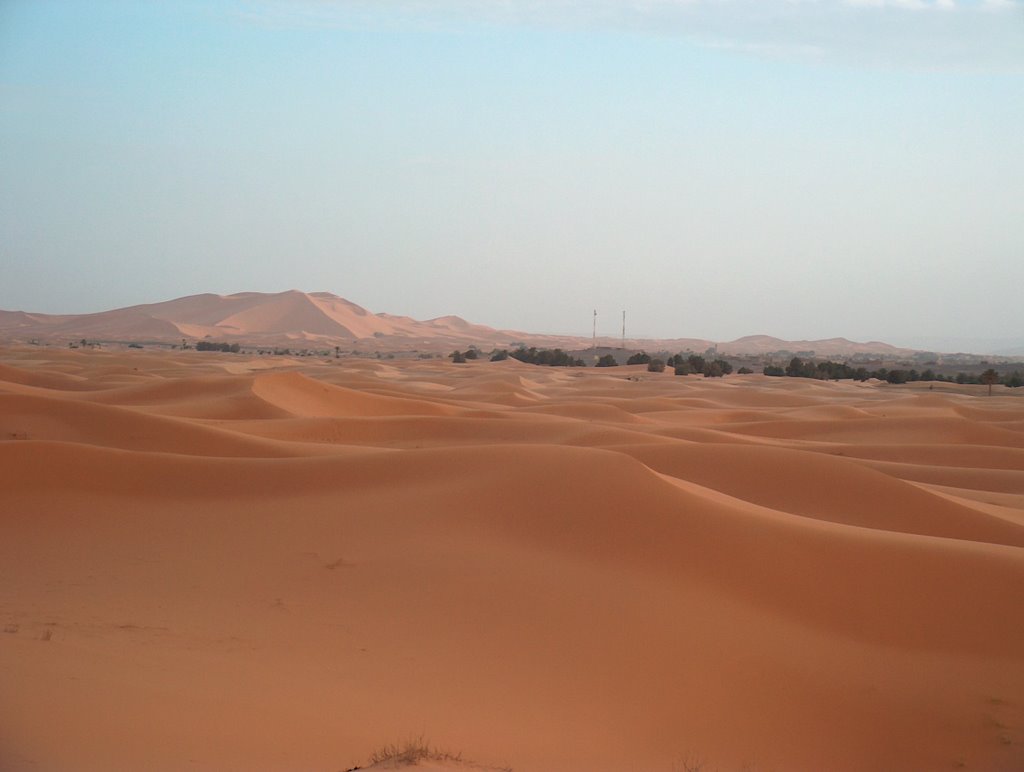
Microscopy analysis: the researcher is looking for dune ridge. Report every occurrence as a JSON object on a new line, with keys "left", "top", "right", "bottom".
{"left": 1, "top": 346, "right": 1022, "bottom": 772}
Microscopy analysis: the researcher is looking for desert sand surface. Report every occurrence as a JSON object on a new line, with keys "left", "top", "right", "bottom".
{"left": 1, "top": 346, "right": 1023, "bottom": 772}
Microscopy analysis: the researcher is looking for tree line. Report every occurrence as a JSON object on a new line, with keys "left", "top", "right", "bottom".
{"left": 451, "top": 347, "right": 586, "bottom": 366}
{"left": 196, "top": 341, "right": 241, "bottom": 353}
{"left": 450, "top": 347, "right": 764, "bottom": 377}
{"left": 448, "top": 348, "right": 1023, "bottom": 390}
{"left": 765, "top": 357, "right": 1023, "bottom": 389}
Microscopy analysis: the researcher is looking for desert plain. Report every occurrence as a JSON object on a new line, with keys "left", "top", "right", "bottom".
{"left": 1, "top": 345, "right": 1023, "bottom": 772}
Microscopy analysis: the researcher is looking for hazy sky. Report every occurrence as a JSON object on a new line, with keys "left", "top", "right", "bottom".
{"left": 2, "top": 0, "right": 1022, "bottom": 349}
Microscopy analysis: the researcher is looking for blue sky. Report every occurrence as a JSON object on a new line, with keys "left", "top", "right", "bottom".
{"left": 1, "top": 0, "right": 1022, "bottom": 350}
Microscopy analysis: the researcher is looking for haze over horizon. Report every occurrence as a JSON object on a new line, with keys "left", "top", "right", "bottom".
{"left": 2, "top": 1, "right": 1022, "bottom": 352}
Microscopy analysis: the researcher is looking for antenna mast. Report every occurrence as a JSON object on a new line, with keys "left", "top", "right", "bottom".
{"left": 622, "top": 310, "right": 625, "bottom": 348}
{"left": 592, "top": 309, "right": 597, "bottom": 352}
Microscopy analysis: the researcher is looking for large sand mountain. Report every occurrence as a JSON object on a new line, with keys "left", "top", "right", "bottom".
{"left": 0, "top": 289, "right": 914, "bottom": 357}
{"left": 0, "top": 290, "right": 515, "bottom": 349}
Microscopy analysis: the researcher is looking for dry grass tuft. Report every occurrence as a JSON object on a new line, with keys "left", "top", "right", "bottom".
{"left": 367, "top": 736, "right": 462, "bottom": 767}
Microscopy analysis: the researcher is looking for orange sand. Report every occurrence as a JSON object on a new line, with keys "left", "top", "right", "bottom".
{"left": 1, "top": 347, "right": 1022, "bottom": 772}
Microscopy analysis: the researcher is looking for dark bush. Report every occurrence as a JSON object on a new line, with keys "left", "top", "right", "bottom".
{"left": 196, "top": 341, "right": 240, "bottom": 353}
{"left": 510, "top": 347, "right": 584, "bottom": 367}
{"left": 981, "top": 368, "right": 999, "bottom": 396}
{"left": 785, "top": 357, "right": 815, "bottom": 378}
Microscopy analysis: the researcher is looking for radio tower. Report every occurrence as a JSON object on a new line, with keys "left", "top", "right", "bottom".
{"left": 592, "top": 309, "right": 597, "bottom": 352}
{"left": 622, "top": 310, "right": 625, "bottom": 348}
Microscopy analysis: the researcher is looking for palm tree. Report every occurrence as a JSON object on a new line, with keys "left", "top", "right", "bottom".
{"left": 981, "top": 368, "right": 999, "bottom": 397}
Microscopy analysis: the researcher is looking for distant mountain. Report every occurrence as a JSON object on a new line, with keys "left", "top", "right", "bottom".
{"left": 717, "top": 335, "right": 911, "bottom": 358}
{"left": 890, "top": 335, "right": 1024, "bottom": 358}
{"left": 0, "top": 290, "right": 932, "bottom": 358}
{"left": 0, "top": 290, "right": 525, "bottom": 349}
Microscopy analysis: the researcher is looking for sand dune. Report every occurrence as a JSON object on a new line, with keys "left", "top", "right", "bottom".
{"left": 616, "top": 443, "right": 1024, "bottom": 547}
{"left": 0, "top": 290, "right": 527, "bottom": 349}
{"left": 0, "top": 361, "right": 96, "bottom": 391}
{"left": 1, "top": 290, "right": 923, "bottom": 357}
{"left": 251, "top": 371, "right": 459, "bottom": 418}
{"left": 1, "top": 346, "right": 1022, "bottom": 772}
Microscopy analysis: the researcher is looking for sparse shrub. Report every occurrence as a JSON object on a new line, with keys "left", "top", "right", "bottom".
{"left": 452, "top": 350, "right": 467, "bottom": 363}
{"left": 196, "top": 341, "right": 240, "bottom": 353}
{"left": 674, "top": 363, "right": 691, "bottom": 376}
{"left": 367, "top": 737, "right": 462, "bottom": 767}
{"left": 703, "top": 361, "right": 724, "bottom": 378}
{"left": 627, "top": 351, "right": 651, "bottom": 366}
{"left": 678, "top": 755, "right": 706, "bottom": 772}
{"left": 490, "top": 349, "right": 509, "bottom": 361}
{"left": 510, "top": 347, "right": 584, "bottom": 367}
{"left": 647, "top": 358, "right": 665, "bottom": 373}
{"left": 737, "top": 366, "right": 753, "bottom": 374}
{"left": 886, "top": 369, "right": 910, "bottom": 384}
{"left": 785, "top": 356, "right": 814, "bottom": 378}
{"left": 981, "top": 368, "right": 999, "bottom": 396}
{"left": 595, "top": 354, "right": 618, "bottom": 367}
